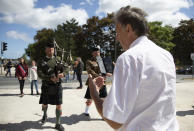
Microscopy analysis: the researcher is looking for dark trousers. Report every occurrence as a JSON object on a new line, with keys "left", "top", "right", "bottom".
{"left": 5, "top": 68, "right": 11, "bottom": 77}
{"left": 19, "top": 80, "right": 25, "bottom": 94}
{"left": 76, "top": 73, "right": 82, "bottom": 87}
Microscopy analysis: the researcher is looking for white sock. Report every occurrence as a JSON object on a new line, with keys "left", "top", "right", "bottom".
{"left": 85, "top": 106, "right": 90, "bottom": 114}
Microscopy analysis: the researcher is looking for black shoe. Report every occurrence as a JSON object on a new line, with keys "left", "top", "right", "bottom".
{"left": 37, "top": 92, "right": 39, "bottom": 95}
{"left": 31, "top": 93, "right": 33, "bottom": 95}
{"left": 84, "top": 113, "right": 90, "bottom": 116}
{"left": 41, "top": 115, "right": 47, "bottom": 124}
{"left": 76, "top": 87, "right": 82, "bottom": 89}
{"left": 55, "top": 124, "right": 64, "bottom": 131}
{"left": 20, "top": 93, "right": 24, "bottom": 97}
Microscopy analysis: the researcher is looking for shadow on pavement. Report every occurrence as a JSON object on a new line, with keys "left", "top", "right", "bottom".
{"left": 0, "top": 113, "right": 103, "bottom": 131}
{"left": 0, "top": 120, "right": 52, "bottom": 131}
{"left": 47, "top": 113, "right": 103, "bottom": 125}
{"left": 0, "top": 94, "right": 19, "bottom": 96}
{"left": 176, "top": 110, "right": 194, "bottom": 116}
{"left": 62, "top": 87, "right": 75, "bottom": 90}
{"left": 0, "top": 94, "right": 40, "bottom": 97}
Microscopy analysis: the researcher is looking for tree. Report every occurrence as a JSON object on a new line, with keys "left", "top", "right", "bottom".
{"left": 55, "top": 19, "right": 79, "bottom": 63}
{"left": 172, "top": 19, "right": 194, "bottom": 65}
{"left": 148, "top": 22, "right": 175, "bottom": 51}
{"left": 25, "top": 28, "right": 55, "bottom": 61}
{"left": 73, "top": 14, "right": 122, "bottom": 63}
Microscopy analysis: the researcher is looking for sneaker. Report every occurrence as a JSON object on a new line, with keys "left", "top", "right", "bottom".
{"left": 41, "top": 115, "right": 47, "bottom": 124}
{"left": 55, "top": 124, "right": 65, "bottom": 131}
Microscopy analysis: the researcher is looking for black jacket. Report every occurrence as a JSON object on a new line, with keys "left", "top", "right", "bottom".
{"left": 76, "top": 61, "right": 84, "bottom": 74}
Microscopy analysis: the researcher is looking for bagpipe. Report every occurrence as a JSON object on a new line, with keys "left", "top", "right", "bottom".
{"left": 95, "top": 46, "right": 114, "bottom": 76}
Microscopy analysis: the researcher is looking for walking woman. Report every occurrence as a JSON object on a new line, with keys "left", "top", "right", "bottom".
{"left": 16, "top": 57, "right": 28, "bottom": 97}
{"left": 29, "top": 60, "right": 39, "bottom": 95}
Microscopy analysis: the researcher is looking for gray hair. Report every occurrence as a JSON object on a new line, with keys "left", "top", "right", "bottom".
{"left": 114, "top": 6, "right": 148, "bottom": 36}
{"left": 76, "top": 57, "right": 82, "bottom": 62}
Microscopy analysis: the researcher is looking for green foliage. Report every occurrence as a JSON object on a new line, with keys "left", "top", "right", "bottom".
{"left": 172, "top": 19, "right": 194, "bottom": 65}
{"left": 148, "top": 22, "right": 175, "bottom": 51}
{"left": 25, "top": 14, "right": 193, "bottom": 67}
{"left": 25, "top": 28, "right": 55, "bottom": 62}
{"left": 55, "top": 19, "right": 79, "bottom": 64}
{"left": 73, "top": 14, "right": 122, "bottom": 63}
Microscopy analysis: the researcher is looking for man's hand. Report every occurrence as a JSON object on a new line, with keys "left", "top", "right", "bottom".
{"left": 89, "top": 75, "right": 105, "bottom": 91}
{"left": 57, "top": 73, "right": 64, "bottom": 78}
{"left": 88, "top": 74, "right": 122, "bottom": 129}
{"left": 18, "top": 77, "right": 22, "bottom": 80}
{"left": 23, "top": 77, "right": 26, "bottom": 80}
{"left": 106, "top": 73, "right": 112, "bottom": 77}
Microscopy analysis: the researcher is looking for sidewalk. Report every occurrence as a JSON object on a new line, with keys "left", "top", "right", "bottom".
{"left": 0, "top": 82, "right": 111, "bottom": 131}
{"left": 0, "top": 81, "right": 194, "bottom": 131}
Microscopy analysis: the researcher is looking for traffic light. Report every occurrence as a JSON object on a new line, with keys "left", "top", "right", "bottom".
{"left": 3, "top": 42, "right": 7, "bottom": 51}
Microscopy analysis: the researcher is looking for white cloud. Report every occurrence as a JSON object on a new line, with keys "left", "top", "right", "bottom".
{"left": 6, "top": 30, "right": 33, "bottom": 42}
{"left": 0, "top": 0, "right": 37, "bottom": 15}
{"left": 96, "top": 0, "right": 193, "bottom": 27}
{"left": 80, "top": 0, "right": 95, "bottom": 5}
{"left": 86, "top": 0, "right": 93, "bottom": 5}
{"left": 80, "top": 2, "right": 86, "bottom": 5}
{"left": 0, "top": 0, "right": 89, "bottom": 29}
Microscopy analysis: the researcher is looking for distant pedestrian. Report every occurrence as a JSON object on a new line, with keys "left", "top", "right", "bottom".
{"left": 5, "top": 59, "right": 12, "bottom": 77}
{"left": 29, "top": 60, "right": 39, "bottom": 95}
{"left": 16, "top": 57, "right": 28, "bottom": 97}
{"left": 64, "top": 66, "right": 70, "bottom": 83}
{"left": 72, "top": 61, "right": 78, "bottom": 80}
{"left": 76, "top": 57, "right": 84, "bottom": 89}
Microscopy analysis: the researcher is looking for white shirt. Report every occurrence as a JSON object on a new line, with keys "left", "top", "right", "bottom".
{"left": 103, "top": 36, "right": 179, "bottom": 131}
{"left": 29, "top": 66, "right": 38, "bottom": 81}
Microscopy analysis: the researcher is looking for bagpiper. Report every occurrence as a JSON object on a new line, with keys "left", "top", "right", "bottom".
{"left": 84, "top": 46, "right": 112, "bottom": 116}
{"left": 37, "top": 42, "right": 64, "bottom": 131}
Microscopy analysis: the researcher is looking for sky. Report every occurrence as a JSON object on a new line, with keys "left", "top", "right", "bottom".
{"left": 0, "top": 0, "right": 193, "bottom": 59}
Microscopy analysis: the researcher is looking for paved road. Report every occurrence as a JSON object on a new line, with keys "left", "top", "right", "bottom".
{"left": 0, "top": 74, "right": 193, "bottom": 87}
{"left": 0, "top": 75, "right": 194, "bottom": 131}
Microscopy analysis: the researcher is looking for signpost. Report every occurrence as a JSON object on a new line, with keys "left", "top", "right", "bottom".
{"left": 191, "top": 53, "right": 194, "bottom": 78}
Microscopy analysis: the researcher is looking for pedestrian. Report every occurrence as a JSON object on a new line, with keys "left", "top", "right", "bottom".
{"left": 76, "top": 57, "right": 84, "bottom": 89}
{"left": 64, "top": 65, "right": 70, "bottom": 83}
{"left": 84, "top": 47, "right": 111, "bottom": 116}
{"left": 37, "top": 42, "right": 64, "bottom": 131}
{"left": 88, "top": 6, "right": 179, "bottom": 131}
{"left": 29, "top": 60, "right": 39, "bottom": 95}
{"left": 72, "top": 61, "right": 78, "bottom": 80}
{"left": 5, "top": 59, "right": 12, "bottom": 77}
{"left": 16, "top": 57, "right": 28, "bottom": 97}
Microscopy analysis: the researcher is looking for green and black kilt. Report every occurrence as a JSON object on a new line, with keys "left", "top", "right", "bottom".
{"left": 39, "top": 82, "right": 63, "bottom": 105}
{"left": 84, "top": 85, "right": 107, "bottom": 99}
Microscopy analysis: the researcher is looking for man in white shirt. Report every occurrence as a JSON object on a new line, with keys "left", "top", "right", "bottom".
{"left": 88, "top": 5, "right": 179, "bottom": 131}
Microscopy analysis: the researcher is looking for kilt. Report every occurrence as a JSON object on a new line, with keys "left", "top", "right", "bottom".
{"left": 39, "top": 83, "right": 63, "bottom": 105}
{"left": 84, "top": 85, "right": 107, "bottom": 99}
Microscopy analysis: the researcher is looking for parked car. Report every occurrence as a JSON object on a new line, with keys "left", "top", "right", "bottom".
{"left": 176, "top": 65, "right": 193, "bottom": 74}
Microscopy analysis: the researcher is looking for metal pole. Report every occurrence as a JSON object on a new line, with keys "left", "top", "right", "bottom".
{"left": 1, "top": 42, "right": 3, "bottom": 75}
